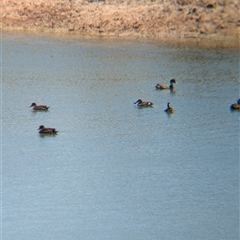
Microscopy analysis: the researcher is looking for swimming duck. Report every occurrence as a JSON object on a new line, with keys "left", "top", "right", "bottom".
{"left": 134, "top": 99, "right": 153, "bottom": 107}
{"left": 30, "top": 102, "right": 49, "bottom": 111}
{"left": 38, "top": 125, "right": 58, "bottom": 134}
{"left": 155, "top": 79, "right": 177, "bottom": 90}
{"left": 230, "top": 99, "right": 240, "bottom": 110}
{"left": 165, "top": 102, "right": 174, "bottom": 113}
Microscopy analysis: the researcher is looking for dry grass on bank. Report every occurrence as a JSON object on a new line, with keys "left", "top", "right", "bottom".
{"left": 2, "top": 0, "right": 240, "bottom": 42}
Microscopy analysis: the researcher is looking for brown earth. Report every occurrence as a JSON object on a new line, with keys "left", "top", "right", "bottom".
{"left": 1, "top": 0, "right": 240, "bottom": 45}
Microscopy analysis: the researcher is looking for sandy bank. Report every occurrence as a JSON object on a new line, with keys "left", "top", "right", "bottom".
{"left": 2, "top": 0, "right": 240, "bottom": 45}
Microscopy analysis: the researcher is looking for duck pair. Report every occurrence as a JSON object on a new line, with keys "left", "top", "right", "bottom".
{"left": 30, "top": 102, "right": 58, "bottom": 134}
{"left": 230, "top": 99, "right": 240, "bottom": 110}
{"left": 155, "top": 79, "right": 177, "bottom": 90}
{"left": 134, "top": 99, "right": 174, "bottom": 113}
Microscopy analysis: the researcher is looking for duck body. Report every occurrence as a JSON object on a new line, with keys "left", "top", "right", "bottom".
{"left": 38, "top": 125, "right": 58, "bottom": 134}
{"left": 230, "top": 101, "right": 240, "bottom": 110}
{"left": 30, "top": 102, "right": 49, "bottom": 111}
{"left": 156, "top": 79, "right": 177, "bottom": 90}
{"left": 134, "top": 99, "right": 153, "bottom": 107}
{"left": 165, "top": 102, "right": 174, "bottom": 113}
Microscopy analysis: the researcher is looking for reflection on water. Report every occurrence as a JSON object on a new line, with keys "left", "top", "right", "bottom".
{"left": 2, "top": 32, "right": 239, "bottom": 240}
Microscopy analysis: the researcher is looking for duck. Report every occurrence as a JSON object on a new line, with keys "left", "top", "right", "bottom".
{"left": 164, "top": 102, "right": 174, "bottom": 113}
{"left": 134, "top": 99, "right": 153, "bottom": 107}
{"left": 30, "top": 102, "right": 49, "bottom": 111}
{"left": 230, "top": 99, "right": 240, "bottom": 110}
{"left": 155, "top": 79, "right": 177, "bottom": 90}
{"left": 38, "top": 125, "right": 58, "bottom": 134}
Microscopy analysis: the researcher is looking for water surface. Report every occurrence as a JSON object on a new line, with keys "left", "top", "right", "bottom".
{"left": 2, "top": 32, "right": 239, "bottom": 240}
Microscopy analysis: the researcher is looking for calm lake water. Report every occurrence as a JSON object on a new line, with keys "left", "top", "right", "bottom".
{"left": 2, "top": 32, "right": 239, "bottom": 240}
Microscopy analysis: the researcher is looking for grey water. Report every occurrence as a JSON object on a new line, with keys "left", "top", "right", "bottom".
{"left": 2, "top": 32, "right": 239, "bottom": 240}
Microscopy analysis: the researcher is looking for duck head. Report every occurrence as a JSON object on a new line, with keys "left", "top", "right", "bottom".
{"left": 134, "top": 99, "right": 143, "bottom": 104}
{"left": 30, "top": 102, "right": 37, "bottom": 107}
{"left": 38, "top": 125, "right": 45, "bottom": 130}
{"left": 170, "top": 79, "right": 176, "bottom": 84}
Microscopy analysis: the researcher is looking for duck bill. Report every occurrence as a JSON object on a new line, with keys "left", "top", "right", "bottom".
{"left": 134, "top": 100, "right": 139, "bottom": 104}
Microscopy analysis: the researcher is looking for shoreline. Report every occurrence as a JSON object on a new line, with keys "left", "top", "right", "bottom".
{"left": 3, "top": 28, "right": 239, "bottom": 49}
{"left": 2, "top": 0, "right": 240, "bottom": 47}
